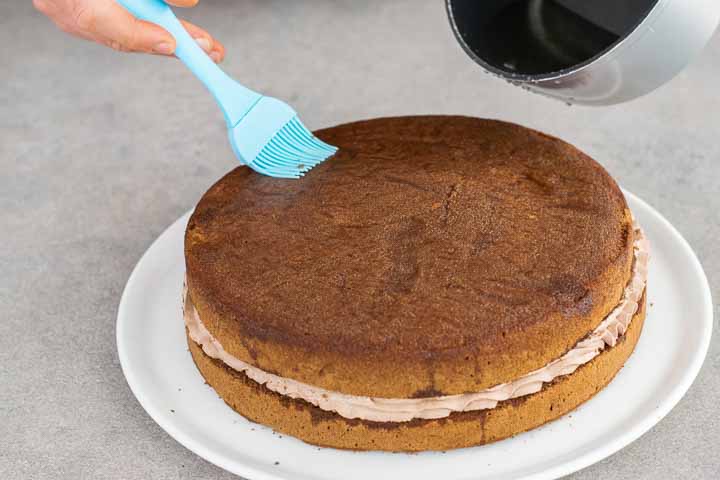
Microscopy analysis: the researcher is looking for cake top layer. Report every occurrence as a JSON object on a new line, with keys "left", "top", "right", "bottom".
{"left": 185, "top": 116, "right": 634, "bottom": 397}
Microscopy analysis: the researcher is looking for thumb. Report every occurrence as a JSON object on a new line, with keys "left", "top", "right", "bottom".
{"left": 92, "top": 1, "right": 176, "bottom": 55}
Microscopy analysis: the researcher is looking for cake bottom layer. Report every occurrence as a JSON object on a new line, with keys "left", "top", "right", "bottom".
{"left": 187, "top": 292, "right": 646, "bottom": 452}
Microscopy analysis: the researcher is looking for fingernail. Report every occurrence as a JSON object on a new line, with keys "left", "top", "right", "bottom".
{"left": 194, "top": 37, "right": 212, "bottom": 53}
{"left": 153, "top": 42, "right": 174, "bottom": 55}
{"left": 210, "top": 51, "right": 221, "bottom": 63}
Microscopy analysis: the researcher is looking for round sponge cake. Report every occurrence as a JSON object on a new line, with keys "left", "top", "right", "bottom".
{"left": 184, "top": 116, "right": 644, "bottom": 450}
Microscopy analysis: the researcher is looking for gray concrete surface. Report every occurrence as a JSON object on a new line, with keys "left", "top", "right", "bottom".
{"left": 2, "top": 1, "right": 718, "bottom": 478}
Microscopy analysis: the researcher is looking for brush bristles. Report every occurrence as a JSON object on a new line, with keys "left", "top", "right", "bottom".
{"left": 248, "top": 117, "right": 337, "bottom": 178}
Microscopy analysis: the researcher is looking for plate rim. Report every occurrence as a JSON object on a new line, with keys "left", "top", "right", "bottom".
{"left": 116, "top": 190, "right": 713, "bottom": 480}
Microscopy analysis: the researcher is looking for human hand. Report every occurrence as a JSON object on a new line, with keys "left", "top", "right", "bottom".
{"left": 34, "top": 0, "right": 225, "bottom": 62}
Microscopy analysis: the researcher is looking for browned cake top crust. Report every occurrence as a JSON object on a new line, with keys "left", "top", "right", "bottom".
{"left": 185, "top": 116, "right": 634, "bottom": 398}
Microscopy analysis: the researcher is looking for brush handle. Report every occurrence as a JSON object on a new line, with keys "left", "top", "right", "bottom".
{"left": 116, "top": 0, "right": 261, "bottom": 127}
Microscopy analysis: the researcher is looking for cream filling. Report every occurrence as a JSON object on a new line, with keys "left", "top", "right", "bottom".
{"left": 185, "top": 224, "right": 649, "bottom": 423}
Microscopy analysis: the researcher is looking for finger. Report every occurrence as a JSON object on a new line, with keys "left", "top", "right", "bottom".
{"left": 35, "top": 0, "right": 91, "bottom": 39}
{"left": 210, "top": 40, "right": 225, "bottom": 63}
{"left": 180, "top": 19, "right": 225, "bottom": 62}
{"left": 89, "top": 1, "right": 176, "bottom": 54}
{"left": 167, "top": 0, "right": 199, "bottom": 7}
{"left": 179, "top": 19, "right": 213, "bottom": 53}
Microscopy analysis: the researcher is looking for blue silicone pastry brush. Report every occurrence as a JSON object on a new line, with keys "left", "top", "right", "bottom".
{"left": 117, "top": 0, "right": 337, "bottom": 178}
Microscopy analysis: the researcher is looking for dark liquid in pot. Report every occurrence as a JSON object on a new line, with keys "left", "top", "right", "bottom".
{"left": 450, "top": 0, "right": 658, "bottom": 76}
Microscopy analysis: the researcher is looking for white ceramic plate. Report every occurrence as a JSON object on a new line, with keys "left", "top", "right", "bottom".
{"left": 117, "top": 191, "right": 712, "bottom": 480}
